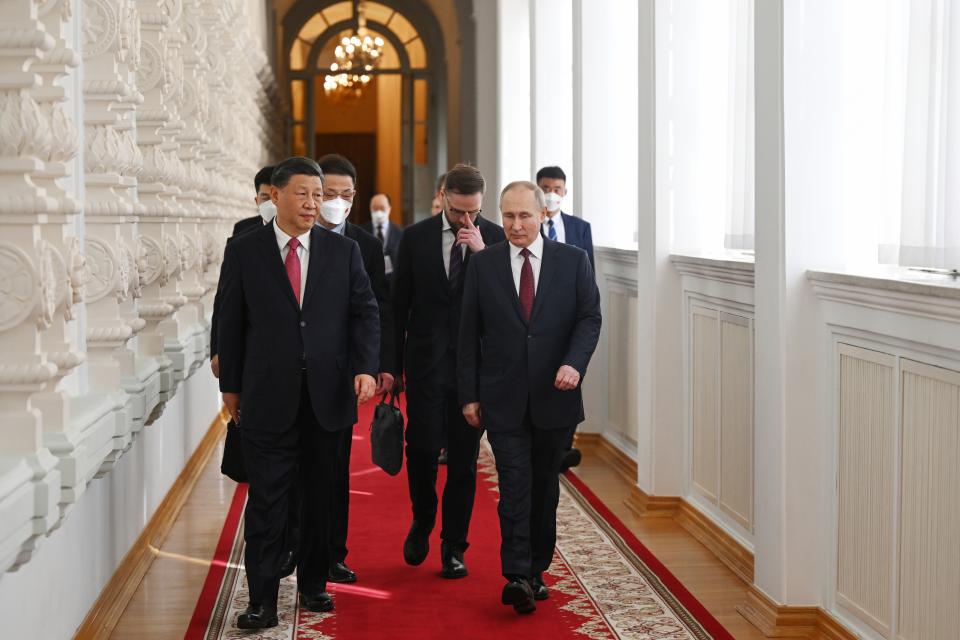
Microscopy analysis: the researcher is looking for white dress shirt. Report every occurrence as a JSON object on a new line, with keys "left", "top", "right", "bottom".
{"left": 374, "top": 221, "right": 390, "bottom": 247}
{"left": 509, "top": 234, "right": 544, "bottom": 295}
{"left": 441, "top": 213, "right": 465, "bottom": 276}
{"left": 274, "top": 219, "right": 311, "bottom": 307}
{"left": 542, "top": 211, "right": 566, "bottom": 243}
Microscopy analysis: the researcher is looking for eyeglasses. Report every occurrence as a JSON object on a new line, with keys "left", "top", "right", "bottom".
{"left": 322, "top": 189, "right": 356, "bottom": 201}
{"left": 444, "top": 198, "right": 482, "bottom": 218}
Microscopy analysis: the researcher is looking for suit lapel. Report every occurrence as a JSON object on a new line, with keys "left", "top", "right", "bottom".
{"left": 259, "top": 225, "right": 300, "bottom": 310}
{"left": 530, "top": 239, "right": 558, "bottom": 325}
{"left": 431, "top": 215, "right": 451, "bottom": 294}
{"left": 300, "top": 226, "right": 328, "bottom": 310}
{"left": 495, "top": 243, "right": 526, "bottom": 323}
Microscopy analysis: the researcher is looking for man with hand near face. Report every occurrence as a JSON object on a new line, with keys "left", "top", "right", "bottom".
{"left": 217, "top": 156, "right": 379, "bottom": 629}
{"left": 393, "top": 163, "right": 504, "bottom": 579}
{"left": 458, "top": 181, "right": 601, "bottom": 615}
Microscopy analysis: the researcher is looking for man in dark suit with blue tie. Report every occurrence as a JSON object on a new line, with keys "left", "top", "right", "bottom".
{"left": 536, "top": 165, "right": 596, "bottom": 470}
{"left": 458, "top": 181, "right": 601, "bottom": 614}
{"left": 393, "top": 163, "right": 505, "bottom": 579}
{"left": 217, "top": 157, "right": 379, "bottom": 629}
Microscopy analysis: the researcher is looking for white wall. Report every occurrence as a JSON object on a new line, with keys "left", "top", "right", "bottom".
{"left": 0, "top": 370, "right": 218, "bottom": 639}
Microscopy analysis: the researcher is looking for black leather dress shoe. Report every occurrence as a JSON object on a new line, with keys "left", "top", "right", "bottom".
{"left": 403, "top": 520, "right": 431, "bottom": 566}
{"left": 440, "top": 542, "right": 468, "bottom": 579}
{"left": 501, "top": 579, "right": 536, "bottom": 614}
{"left": 559, "top": 448, "right": 583, "bottom": 472}
{"left": 531, "top": 574, "right": 549, "bottom": 600}
{"left": 279, "top": 550, "right": 297, "bottom": 578}
{"left": 299, "top": 591, "right": 334, "bottom": 612}
{"left": 236, "top": 604, "right": 278, "bottom": 629}
{"left": 328, "top": 561, "right": 357, "bottom": 583}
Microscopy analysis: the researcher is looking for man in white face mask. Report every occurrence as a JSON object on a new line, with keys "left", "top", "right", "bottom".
{"left": 361, "top": 193, "right": 404, "bottom": 289}
{"left": 534, "top": 165, "right": 595, "bottom": 473}
{"left": 288, "top": 153, "right": 397, "bottom": 586}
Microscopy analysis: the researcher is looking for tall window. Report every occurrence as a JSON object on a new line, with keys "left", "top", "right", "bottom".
{"left": 658, "top": 0, "right": 755, "bottom": 255}
{"left": 879, "top": 0, "right": 960, "bottom": 270}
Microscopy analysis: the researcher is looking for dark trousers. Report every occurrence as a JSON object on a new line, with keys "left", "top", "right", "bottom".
{"left": 405, "top": 388, "right": 482, "bottom": 550}
{"left": 241, "top": 381, "right": 340, "bottom": 607}
{"left": 486, "top": 422, "right": 568, "bottom": 579}
{"left": 282, "top": 423, "right": 353, "bottom": 566}
{"left": 330, "top": 424, "right": 353, "bottom": 563}
{"left": 565, "top": 424, "right": 577, "bottom": 450}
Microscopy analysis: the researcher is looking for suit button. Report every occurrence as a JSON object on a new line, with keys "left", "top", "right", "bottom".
{"left": 527, "top": 335, "right": 532, "bottom": 339}
{"left": 300, "top": 321, "right": 307, "bottom": 327}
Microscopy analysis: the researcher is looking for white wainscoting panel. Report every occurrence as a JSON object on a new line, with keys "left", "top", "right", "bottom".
{"left": 836, "top": 344, "right": 895, "bottom": 636}
{"left": 687, "top": 300, "right": 754, "bottom": 537}
{"left": 719, "top": 314, "right": 753, "bottom": 530}
{"left": 691, "top": 306, "right": 720, "bottom": 501}
{"left": 607, "top": 287, "right": 640, "bottom": 451}
{"left": 897, "top": 359, "right": 960, "bottom": 640}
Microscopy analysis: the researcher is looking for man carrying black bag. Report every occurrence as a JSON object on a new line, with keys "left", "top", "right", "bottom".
{"left": 371, "top": 392, "right": 404, "bottom": 475}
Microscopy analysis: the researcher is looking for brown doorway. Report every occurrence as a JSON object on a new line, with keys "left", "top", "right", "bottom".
{"left": 315, "top": 132, "right": 377, "bottom": 226}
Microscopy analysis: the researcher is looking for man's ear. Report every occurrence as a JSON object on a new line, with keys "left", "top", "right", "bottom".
{"left": 270, "top": 185, "right": 280, "bottom": 205}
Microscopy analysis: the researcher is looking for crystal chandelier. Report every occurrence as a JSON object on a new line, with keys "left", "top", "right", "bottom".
{"left": 323, "top": 2, "right": 384, "bottom": 100}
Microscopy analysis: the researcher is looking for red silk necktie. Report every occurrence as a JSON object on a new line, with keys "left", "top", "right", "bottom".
{"left": 285, "top": 237, "right": 301, "bottom": 304}
{"left": 519, "top": 248, "right": 534, "bottom": 322}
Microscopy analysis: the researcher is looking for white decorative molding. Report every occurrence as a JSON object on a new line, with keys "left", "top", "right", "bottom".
{"left": 0, "top": 243, "right": 39, "bottom": 333}
{"left": 809, "top": 269, "right": 960, "bottom": 324}
{"left": 671, "top": 252, "right": 756, "bottom": 287}
{"left": 83, "top": 237, "right": 118, "bottom": 303}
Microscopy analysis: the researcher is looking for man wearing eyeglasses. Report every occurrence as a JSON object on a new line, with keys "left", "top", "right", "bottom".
{"left": 275, "top": 153, "right": 395, "bottom": 586}
{"left": 393, "top": 163, "right": 505, "bottom": 579}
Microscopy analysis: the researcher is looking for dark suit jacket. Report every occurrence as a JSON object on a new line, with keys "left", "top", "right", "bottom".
{"left": 217, "top": 223, "right": 380, "bottom": 432}
{"left": 457, "top": 239, "right": 601, "bottom": 432}
{"left": 361, "top": 220, "right": 403, "bottom": 277}
{"left": 344, "top": 222, "right": 395, "bottom": 373}
{"left": 233, "top": 214, "right": 262, "bottom": 237}
{"left": 393, "top": 214, "right": 505, "bottom": 382}
{"left": 559, "top": 212, "right": 594, "bottom": 270}
{"left": 210, "top": 217, "right": 267, "bottom": 357}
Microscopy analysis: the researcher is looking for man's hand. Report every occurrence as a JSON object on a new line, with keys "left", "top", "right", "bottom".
{"left": 222, "top": 392, "right": 241, "bottom": 423}
{"left": 355, "top": 374, "right": 377, "bottom": 404}
{"left": 554, "top": 365, "right": 581, "bottom": 391}
{"left": 211, "top": 354, "right": 220, "bottom": 378}
{"left": 462, "top": 402, "right": 482, "bottom": 428}
{"left": 457, "top": 213, "right": 485, "bottom": 253}
{"left": 375, "top": 372, "right": 395, "bottom": 396}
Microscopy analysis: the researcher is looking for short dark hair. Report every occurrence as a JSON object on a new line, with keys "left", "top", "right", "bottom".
{"left": 435, "top": 172, "right": 447, "bottom": 193}
{"left": 535, "top": 166, "right": 567, "bottom": 184}
{"left": 443, "top": 164, "right": 484, "bottom": 195}
{"left": 317, "top": 153, "right": 357, "bottom": 185}
{"left": 254, "top": 165, "right": 275, "bottom": 192}
{"left": 271, "top": 157, "right": 323, "bottom": 189}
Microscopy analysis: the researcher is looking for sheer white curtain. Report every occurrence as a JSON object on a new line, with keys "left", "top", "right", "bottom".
{"left": 724, "top": 0, "right": 755, "bottom": 251}
{"left": 658, "top": 0, "right": 754, "bottom": 254}
{"left": 880, "top": 0, "right": 960, "bottom": 268}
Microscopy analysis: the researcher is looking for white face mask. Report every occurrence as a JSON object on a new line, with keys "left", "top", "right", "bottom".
{"left": 544, "top": 192, "right": 563, "bottom": 213}
{"left": 258, "top": 199, "right": 277, "bottom": 224}
{"left": 370, "top": 209, "right": 389, "bottom": 225}
{"left": 320, "top": 198, "right": 351, "bottom": 225}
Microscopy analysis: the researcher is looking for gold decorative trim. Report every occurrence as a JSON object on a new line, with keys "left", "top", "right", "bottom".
{"left": 74, "top": 409, "right": 229, "bottom": 640}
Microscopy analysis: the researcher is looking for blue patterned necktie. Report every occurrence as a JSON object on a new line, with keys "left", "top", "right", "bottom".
{"left": 547, "top": 218, "right": 557, "bottom": 241}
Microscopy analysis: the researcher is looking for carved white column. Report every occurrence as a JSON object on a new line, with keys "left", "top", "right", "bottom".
{"left": 26, "top": 0, "right": 98, "bottom": 530}
{"left": 0, "top": 0, "right": 63, "bottom": 572}
{"left": 81, "top": 0, "right": 152, "bottom": 482}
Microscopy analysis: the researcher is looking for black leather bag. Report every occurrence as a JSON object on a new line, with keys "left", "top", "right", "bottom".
{"left": 370, "top": 392, "right": 405, "bottom": 476}
{"left": 220, "top": 419, "right": 247, "bottom": 483}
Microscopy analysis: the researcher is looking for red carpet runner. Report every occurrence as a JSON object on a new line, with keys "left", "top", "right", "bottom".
{"left": 186, "top": 399, "right": 733, "bottom": 639}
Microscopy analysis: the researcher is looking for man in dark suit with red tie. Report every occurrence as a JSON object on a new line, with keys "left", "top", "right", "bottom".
{"left": 393, "top": 164, "right": 505, "bottom": 578}
{"left": 217, "top": 157, "right": 379, "bottom": 629}
{"left": 458, "top": 181, "right": 601, "bottom": 614}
